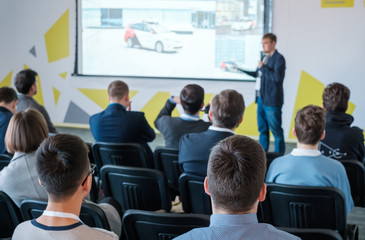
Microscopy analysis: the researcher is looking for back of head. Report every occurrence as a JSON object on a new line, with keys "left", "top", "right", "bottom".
{"left": 36, "top": 134, "right": 89, "bottom": 200}
{"left": 322, "top": 82, "right": 350, "bottom": 112}
{"left": 15, "top": 69, "right": 38, "bottom": 94}
{"left": 5, "top": 109, "right": 49, "bottom": 154}
{"left": 180, "top": 84, "right": 204, "bottom": 115}
{"left": 210, "top": 89, "right": 245, "bottom": 129}
{"left": 207, "top": 135, "right": 266, "bottom": 213}
{"left": 295, "top": 105, "right": 326, "bottom": 145}
{"left": 0, "top": 87, "right": 18, "bottom": 104}
{"left": 108, "top": 80, "right": 129, "bottom": 101}
{"left": 263, "top": 33, "right": 277, "bottom": 43}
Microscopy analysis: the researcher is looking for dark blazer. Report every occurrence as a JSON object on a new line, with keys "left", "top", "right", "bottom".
{"left": 238, "top": 50, "right": 286, "bottom": 107}
{"left": 0, "top": 107, "right": 13, "bottom": 153}
{"left": 154, "top": 99, "right": 211, "bottom": 149}
{"left": 90, "top": 103, "right": 156, "bottom": 164}
{"left": 179, "top": 129, "right": 234, "bottom": 178}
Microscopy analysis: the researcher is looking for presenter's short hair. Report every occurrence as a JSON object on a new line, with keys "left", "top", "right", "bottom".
{"left": 210, "top": 89, "right": 245, "bottom": 129}
{"left": 36, "top": 134, "right": 89, "bottom": 199}
{"left": 207, "top": 135, "right": 266, "bottom": 212}
{"left": 263, "top": 33, "right": 277, "bottom": 43}
{"left": 15, "top": 69, "right": 38, "bottom": 94}
{"left": 5, "top": 109, "right": 48, "bottom": 154}
{"left": 0, "top": 87, "right": 18, "bottom": 103}
{"left": 180, "top": 84, "right": 204, "bottom": 114}
{"left": 295, "top": 105, "right": 326, "bottom": 145}
{"left": 108, "top": 80, "right": 129, "bottom": 100}
{"left": 322, "top": 82, "right": 350, "bottom": 112}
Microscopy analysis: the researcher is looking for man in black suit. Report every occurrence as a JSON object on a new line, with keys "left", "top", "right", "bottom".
{"left": 89, "top": 80, "right": 155, "bottom": 166}
{"left": 179, "top": 89, "right": 245, "bottom": 177}
{"left": 154, "top": 84, "right": 211, "bottom": 149}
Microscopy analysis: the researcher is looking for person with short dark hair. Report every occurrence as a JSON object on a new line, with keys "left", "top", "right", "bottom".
{"left": 0, "top": 87, "right": 18, "bottom": 153}
{"left": 15, "top": 69, "right": 57, "bottom": 133}
{"left": 154, "top": 84, "right": 211, "bottom": 148}
{"left": 175, "top": 135, "right": 299, "bottom": 240}
{"left": 266, "top": 105, "right": 354, "bottom": 215}
{"left": 319, "top": 82, "right": 364, "bottom": 162}
{"left": 236, "top": 33, "right": 286, "bottom": 154}
{"left": 179, "top": 89, "right": 245, "bottom": 177}
{"left": 89, "top": 80, "right": 155, "bottom": 166}
{"left": 12, "top": 134, "right": 118, "bottom": 240}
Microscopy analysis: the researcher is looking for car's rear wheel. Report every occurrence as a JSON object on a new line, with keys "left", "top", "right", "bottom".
{"left": 127, "top": 38, "right": 134, "bottom": 48}
{"left": 155, "top": 41, "right": 164, "bottom": 53}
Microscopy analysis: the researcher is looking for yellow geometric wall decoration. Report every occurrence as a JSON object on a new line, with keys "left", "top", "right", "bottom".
{"left": 45, "top": 9, "right": 70, "bottom": 63}
{"left": 321, "top": 0, "right": 354, "bottom": 8}
{"left": 53, "top": 87, "right": 61, "bottom": 105}
{"left": 24, "top": 64, "right": 44, "bottom": 106}
{"left": 59, "top": 72, "right": 67, "bottom": 79}
{"left": 78, "top": 88, "right": 138, "bottom": 110}
{"left": 235, "top": 101, "right": 259, "bottom": 136}
{"left": 0, "top": 71, "right": 12, "bottom": 87}
{"left": 346, "top": 101, "right": 355, "bottom": 115}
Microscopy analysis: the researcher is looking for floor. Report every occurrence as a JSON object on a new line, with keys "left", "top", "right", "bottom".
{"left": 56, "top": 126, "right": 365, "bottom": 240}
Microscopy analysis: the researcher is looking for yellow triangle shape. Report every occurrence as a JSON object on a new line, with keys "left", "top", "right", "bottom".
{"left": 235, "top": 101, "right": 259, "bottom": 136}
{"left": 23, "top": 64, "right": 44, "bottom": 106}
{"left": 59, "top": 72, "right": 67, "bottom": 79}
{"left": 346, "top": 101, "right": 355, "bottom": 115}
{"left": 53, "top": 87, "right": 61, "bottom": 105}
{"left": 0, "top": 70, "right": 12, "bottom": 87}
{"left": 78, "top": 88, "right": 138, "bottom": 109}
{"left": 45, "top": 9, "right": 70, "bottom": 63}
{"left": 141, "top": 92, "right": 173, "bottom": 129}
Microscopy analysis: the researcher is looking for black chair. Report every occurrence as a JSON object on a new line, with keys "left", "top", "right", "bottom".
{"left": 0, "top": 191, "right": 23, "bottom": 238}
{"left": 100, "top": 165, "right": 171, "bottom": 212}
{"left": 265, "top": 152, "right": 283, "bottom": 170}
{"left": 122, "top": 209, "right": 210, "bottom": 240}
{"left": 340, "top": 160, "right": 365, "bottom": 207}
{"left": 262, "top": 183, "right": 358, "bottom": 240}
{"left": 92, "top": 142, "right": 150, "bottom": 176}
{"left": 153, "top": 147, "right": 181, "bottom": 197}
{"left": 0, "top": 153, "right": 12, "bottom": 171}
{"left": 20, "top": 199, "right": 111, "bottom": 230}
{"left": 179, "top": 173, "right": 212, "bottom": 215}
{"left": 278, "top": 227, "right": 343, "bottom": 240}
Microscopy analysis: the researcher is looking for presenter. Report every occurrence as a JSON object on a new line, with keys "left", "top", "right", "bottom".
{"left": 236, "top": 33, "right": 286, "bottom": 154}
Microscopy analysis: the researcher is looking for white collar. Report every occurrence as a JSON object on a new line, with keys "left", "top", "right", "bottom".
{"left": 291, "top": 148, "right": 321, "bottom": 157}
{"left": 180, "top": 113, "right": 200, "bottom": 121}
{"left": 208, "top": 126, "right": 236, "bottom": 135}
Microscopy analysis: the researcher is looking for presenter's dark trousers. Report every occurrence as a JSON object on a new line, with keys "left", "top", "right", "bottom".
{"left": 257, "top": 97, "right": 285, "bottom": 154}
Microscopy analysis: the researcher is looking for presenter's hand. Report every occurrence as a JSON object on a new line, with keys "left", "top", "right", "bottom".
{"left": 127, "top": 101, "right": 132, "bottom": 111}
{"left": 258, "top": 61, "right": 264, "bottom": 69}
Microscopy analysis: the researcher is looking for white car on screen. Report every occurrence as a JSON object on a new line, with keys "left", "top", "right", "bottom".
{"left": 124, "top": 22, "right": 182, "bottom": 53}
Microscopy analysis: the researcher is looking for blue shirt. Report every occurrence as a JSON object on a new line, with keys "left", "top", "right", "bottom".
{"left": 174, "top": 213, "right": 299, "bottom": 240}
{"left": 266, "top": 148, "right": 354, "bottom": 215}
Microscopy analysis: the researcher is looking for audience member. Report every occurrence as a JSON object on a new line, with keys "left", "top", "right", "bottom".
{"left": 89, "top": 80, "right": 155, "bottom": 166}
{"left": 319, "top": 82, "right": 364, "bottom": 162}
{"left": 179, "top": 89, "right": 245, "bottom": 177}
{"left": 0, "top": 87, "right": 18, "bottom": 153}
{"left": 15, "top": 69, "right": 57, "bottom": 133}
{"left": 12, "top": 134, "right": 118, "bottom": 240}
{"left": 266, "top": 105, "right": 354, "bottom": 215}
{"left": 154, "top": 84, "right": 211, "bottom": 149}
{"left": 175, "top": 135, "right": 299, "bottom": 240}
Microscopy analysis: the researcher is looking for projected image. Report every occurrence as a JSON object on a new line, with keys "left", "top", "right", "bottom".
{"left": 80, "top": 0, "right": 266, "bottom": 80}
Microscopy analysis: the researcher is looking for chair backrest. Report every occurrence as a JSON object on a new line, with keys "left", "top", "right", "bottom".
{"left": 179, "top": 173, "right": 212, "bottom": 215}
{"left": 122, "top": 209, "right": 210, "bottom": 240}
{"left": 100, "top": 165, "right": 171, "bottom": 212}
{"left": 153, "top": 147, "right": 181, "bottom": 195}
{"left": 262, "top": 183, "right": 347, "bottom": 235}
{"left": 265, "top": 152, "right": 283, "bottom": 170}
{"left": 278, "top": 227, "right": 343, "bottom": 240}
{"left": 341, "top": 159, "right": 365, "bottom": 207}
{"left": 0, "top": 153, "right": 12, "bottom": 171}
{"left": 92, "top": 142, "right": 149, "bottom": 175}
{"left": 20, "top": 199, "right": 110, "bottom": 230}
{"left": 0, "top": 191, "right": 23, "bottom": 238}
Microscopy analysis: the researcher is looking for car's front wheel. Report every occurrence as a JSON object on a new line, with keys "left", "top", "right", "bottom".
{"left": 155, "top": 41, "right": 164, "bottom": 53}
{"left": 127, "top": 38, "right": 134, "bottom": 48}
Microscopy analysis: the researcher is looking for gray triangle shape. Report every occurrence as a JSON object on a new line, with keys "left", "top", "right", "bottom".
{"left": 64, "top": 101, "right": 90, "bottom": 124}
{"left": 29, "top": 46, "right": 37, "bottom": 57}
